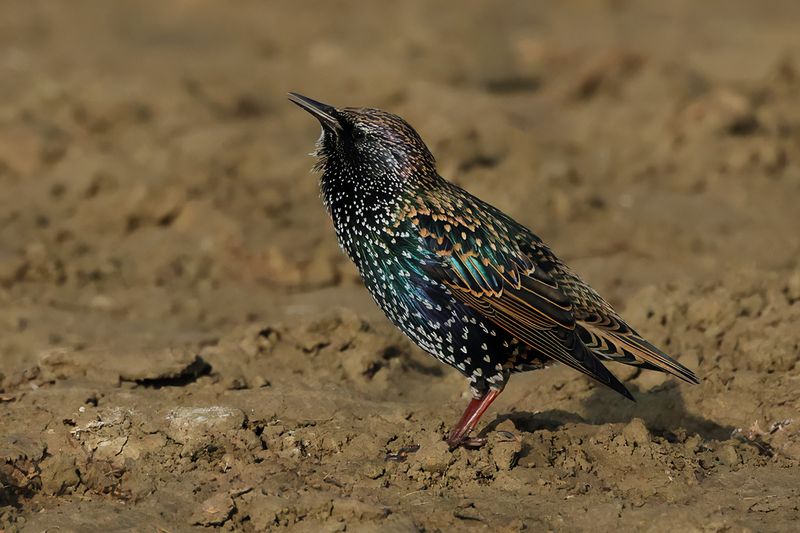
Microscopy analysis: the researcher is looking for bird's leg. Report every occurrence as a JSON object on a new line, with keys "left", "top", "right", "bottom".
{"left": 446, "top": 388, "right": 502, "bottom": 450}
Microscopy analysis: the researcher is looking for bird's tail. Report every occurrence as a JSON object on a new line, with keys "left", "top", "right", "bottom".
{"left": 577, "top": 321, "right": 700, "bottom": 385}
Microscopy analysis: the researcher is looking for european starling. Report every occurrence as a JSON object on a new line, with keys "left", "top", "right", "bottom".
{"left": 289, "top": 93, "right": 699, "bottom": 450}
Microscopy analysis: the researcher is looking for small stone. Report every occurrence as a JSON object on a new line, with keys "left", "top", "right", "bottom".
{"left": 717, "top": 443, "right": 741, "bottom": 466}
{"left": 93, "top": 436, "right": 128, "bottom": 462}
{"left": 622, "top": 418, "right": 651, "bottom": 447}
{"left": 164, "top": 406, "right": 246, "bottom": 444}
{"left": 684, "top": 435, "right": 702, "bottom": 454}
{"left": 249, "top": 374, "right": 270, "bottom": 388}
{"left": 39, "top": 454, "right": 80, "bottom": 495}
{"left": 362, "top": 461, "right": 385, "bottom": 480}
{"left": 222, "top": 374, "right": 247, "bottom": 390}
{"left": 414, "top": 437, "right": 451, "bottom": 473}
{"left": 119, "top": 433, "right": 167, "bottom": 460}
{"left": 777, "top": 437, "right": 800, "bottom": 461}
{"left": 244, "top": 494, "right": 286, "bottom": 531}
{"left": 191, "top": 492, "right": 235, "bottom": 526}
{"left": 490, "top": 427, "right": 522, "bottom": 471}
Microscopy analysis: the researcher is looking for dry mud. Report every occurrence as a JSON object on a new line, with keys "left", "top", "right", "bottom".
{"left": 1, "top": 1, "right": 800, "bottom": 531}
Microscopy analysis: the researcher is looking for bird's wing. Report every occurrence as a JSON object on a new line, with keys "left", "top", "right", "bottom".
{"left": 515, "top": 237, "right": 699, "bottom": 384}
{"left": 399, "top": 192, "right": 633, "bottom": 399}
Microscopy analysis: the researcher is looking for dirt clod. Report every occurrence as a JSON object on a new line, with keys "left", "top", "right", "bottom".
{"left": 192, "top": 492, "right": 236, "bottom": 526}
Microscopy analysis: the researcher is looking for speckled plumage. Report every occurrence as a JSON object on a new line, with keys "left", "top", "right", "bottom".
{"left": 289, "top": 93, "right": 699, "bottom": 448}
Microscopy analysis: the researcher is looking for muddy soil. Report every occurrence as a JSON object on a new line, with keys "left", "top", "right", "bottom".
{"left": 1, "top": 1, "right": 800, "bottom": 531}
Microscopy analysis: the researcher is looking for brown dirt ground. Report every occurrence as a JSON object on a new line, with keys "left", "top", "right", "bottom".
{"left": 2, "top": 1, "right": 800, "bottom": 531}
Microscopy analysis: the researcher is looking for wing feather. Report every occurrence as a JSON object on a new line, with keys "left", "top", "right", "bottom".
{"left": 415, "top": 216, "right": 633, "bottom": 399}
{"left": 449, "top": 267, "right": 634, "bottom": 400}
{"left": 513, "top": 235, "right": 699, "bottom": 384}
{"left": 405, "top": 183, "right": 697, "bottom": 397}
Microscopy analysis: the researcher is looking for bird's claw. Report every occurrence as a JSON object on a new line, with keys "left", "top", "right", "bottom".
{"left": 448, "top": 429, "right": 520, "bottom": 450}
{"left": 384, "top": 444, "right": 420, "bottom": 462}
{"left": 495, "top": 430, "right": 520, "bottom": 443}
{"left": 447, "top": 433, "right": 487, "bottom": 450}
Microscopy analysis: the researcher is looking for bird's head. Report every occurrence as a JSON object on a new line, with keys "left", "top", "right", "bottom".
{"left": 289, "top": 93, "right": 436, "bottom": 183}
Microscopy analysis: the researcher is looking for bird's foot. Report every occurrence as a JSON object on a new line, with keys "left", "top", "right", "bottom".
{"left": 448, "top": 434, "right": 487, "bottom": 450}
{"left": 384, "top": 444, "right": 420, "bottom": 462}
{"left": 495, "top": 430, "right": 519, "bottom": 442}
{"left": 446, "top": 388, "right": 503, "bottom": 451}
{"left": 447, "top": 429, "right": 519, "bottom": 450}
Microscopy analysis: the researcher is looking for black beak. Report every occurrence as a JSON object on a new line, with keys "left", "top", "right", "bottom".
{"left": 288, "top": 92, "right": 343, "bottom": 133}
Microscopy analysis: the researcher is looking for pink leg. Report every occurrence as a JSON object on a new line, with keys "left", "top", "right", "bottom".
{"left": 446, "top": 388, "right": 502, "bottom": 450}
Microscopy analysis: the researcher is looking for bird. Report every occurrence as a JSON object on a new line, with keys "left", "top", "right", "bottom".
{"left": 288, "top": 92, "right": 699, "bottom": 450}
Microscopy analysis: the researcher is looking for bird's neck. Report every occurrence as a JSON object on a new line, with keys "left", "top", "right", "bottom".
{"left": 320, "top": 161, "right": 406, "bottom": 224}
{"left": 319, "top": 166, "right": 436, "bottom": 271}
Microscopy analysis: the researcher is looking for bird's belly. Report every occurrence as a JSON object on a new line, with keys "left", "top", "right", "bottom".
{"left": 356, "top": 260, "right": 520, "bottom": 390}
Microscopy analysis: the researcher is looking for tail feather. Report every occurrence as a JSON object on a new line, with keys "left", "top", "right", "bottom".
{"left": 578, "top": 321, "right": 700, "bottom": 385}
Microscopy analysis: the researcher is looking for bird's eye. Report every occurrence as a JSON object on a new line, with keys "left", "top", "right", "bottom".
{"left": 352, "top": 127, "right": 366, "bottom": 143}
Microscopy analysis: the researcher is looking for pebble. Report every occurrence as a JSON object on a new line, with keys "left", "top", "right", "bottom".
{"left": 414, "top": 438, "right": 451, "bottom": 473}
{"left": 622, "top": 418, "right": 651, "bottom": 447}
{"left": 191, "top": 492, "right": 235, "bottom": 526}
{"left": 164, "top": 406, "right": 246, "bottom": 444}
{"left": 717, "top": 443, "right": 741, "bottom": 466}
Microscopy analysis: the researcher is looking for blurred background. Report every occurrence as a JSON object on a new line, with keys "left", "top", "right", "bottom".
{"left": 1, "top": 1, "right": 799, "bottom": 530}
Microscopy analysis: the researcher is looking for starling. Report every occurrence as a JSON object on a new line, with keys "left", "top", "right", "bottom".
{"left": 289, "top": 93, "right": 699, "bottom": 450}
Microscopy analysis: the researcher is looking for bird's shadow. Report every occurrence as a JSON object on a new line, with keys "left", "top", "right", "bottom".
{"left": 482, "top": 381, "right": 734, "bottom": 442}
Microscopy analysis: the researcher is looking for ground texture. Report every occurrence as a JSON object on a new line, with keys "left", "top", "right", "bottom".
{"left": 1, "top": 1, "right": 800, "bottom": 531}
